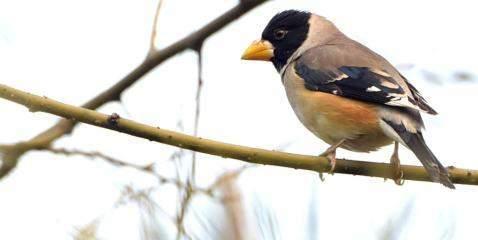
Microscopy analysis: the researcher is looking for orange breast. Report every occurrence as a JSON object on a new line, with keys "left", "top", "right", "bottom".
{"left": 283, "top": 68, "right": 392, "bottom": 152}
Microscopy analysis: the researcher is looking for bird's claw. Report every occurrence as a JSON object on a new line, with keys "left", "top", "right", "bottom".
{"left": 318, "top": 172, "right": 326, "bottom": 182}
{"left": 319, "top": 140, "right": 345, "bottom": 175}
{"left": 319, "top": 149, "right": 337, "bottom": 174}
{"left": 393, "top": 169, "right": 405, "bottom": 185}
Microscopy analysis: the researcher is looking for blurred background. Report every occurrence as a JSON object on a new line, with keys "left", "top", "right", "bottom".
{"left": 0, "top": 0, "right": 477, "bottom": 239}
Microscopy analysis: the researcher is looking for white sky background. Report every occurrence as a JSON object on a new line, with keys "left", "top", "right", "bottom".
{"left": 0, "top": 0, "right": 477, "bottom": 239}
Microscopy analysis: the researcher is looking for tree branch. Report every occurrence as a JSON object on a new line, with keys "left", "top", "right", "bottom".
{"left": 0, "top": 0, "right": 268, "bottom": 178}
{"left": 1, "top": 83, "right": 477, "bottom": 187}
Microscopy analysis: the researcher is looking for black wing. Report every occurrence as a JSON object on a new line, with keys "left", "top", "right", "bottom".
{"left": 292, "top": 42, "right": 439, "bottom": 114}
{"left": 400, "top": 73, "right": 437, "bottom": 114}
{"left": 295, "top": 61, "right": 420, "bottom": 110}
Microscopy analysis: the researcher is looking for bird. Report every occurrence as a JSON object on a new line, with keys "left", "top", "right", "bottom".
{"left": 241, "top": 10, "right": 454, "bottom": 188}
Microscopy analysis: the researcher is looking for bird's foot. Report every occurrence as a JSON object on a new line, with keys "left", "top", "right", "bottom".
{"left": 390, "top": 142, "right": 404, "bottom": 185}
{"left": 319, "top": 139, "right": 345, "bottom": 174}
{"left": 320, "top": 150, "right": 337, "bottom": 174}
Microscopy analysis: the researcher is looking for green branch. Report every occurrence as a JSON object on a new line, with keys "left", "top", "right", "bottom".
{"left": 1, "top": 83, "right": 477, "bottom": 187}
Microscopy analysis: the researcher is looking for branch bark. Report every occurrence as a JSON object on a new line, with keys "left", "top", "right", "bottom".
{"left": 1, "top": 83, "right": 477, "bottom": 187}
{"left": 0, "top": 0, "right": 268, "bottom": 177}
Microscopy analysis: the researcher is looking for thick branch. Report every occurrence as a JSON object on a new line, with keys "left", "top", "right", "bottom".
{"left": 0, "top": 0, "right": 268, "bottom": 177}
{"left": 1, "top": 83, "right": 477, "bottom": 187}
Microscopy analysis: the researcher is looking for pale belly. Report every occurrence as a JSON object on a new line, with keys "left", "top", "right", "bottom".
{"left": 283, "top": 70, "right": 393, "bottom": 152}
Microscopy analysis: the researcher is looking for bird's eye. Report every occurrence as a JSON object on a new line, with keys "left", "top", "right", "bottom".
{"left": 273, "top": 29, "right": 287, "bottom": 40}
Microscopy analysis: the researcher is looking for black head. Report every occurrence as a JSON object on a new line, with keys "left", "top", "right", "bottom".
{"left": 262, "top": 10, "right": 311, "bottom": 71}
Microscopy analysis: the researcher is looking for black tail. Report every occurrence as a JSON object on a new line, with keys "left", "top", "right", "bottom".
{"left": 384, "top": 120, "right": 455, "bottom": 189}
{"left": 406, "top": 132, "right": 455, "bottom": 189}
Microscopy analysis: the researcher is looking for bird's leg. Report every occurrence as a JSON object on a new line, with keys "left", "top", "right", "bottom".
{"left": 320, "top": 139, "right": 346, "bottom": 174}
{"left": 390, "top": 141, "right": 404, "bottom": 185}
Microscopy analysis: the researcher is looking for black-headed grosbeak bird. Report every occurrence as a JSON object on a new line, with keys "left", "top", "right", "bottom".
{"left": 241, "top": 10, "right": 454, "bottom": 188}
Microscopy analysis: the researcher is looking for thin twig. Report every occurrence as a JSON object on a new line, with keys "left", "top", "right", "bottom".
{"left": 2, "top": 83, "right": 474, "bottom": 187}
{"left": 176, "top": 182, "right": 193, "bottom": 240}
{"left": 43, "top": 147, "right": 212, "bottom": 194}
{"left": 148, "top": 0, "right": 163, "bottom": 56}
{"left": 191, "top": 43, "right": 204, "bottom": 184}
{"left": 176, "top": 42, "right": 205, "bottom": 240}
{"left": 45, "top": 147, "right": 145, "bottom": 168}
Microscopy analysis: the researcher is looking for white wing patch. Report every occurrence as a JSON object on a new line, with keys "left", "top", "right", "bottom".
{"left": 386, "top": 93, "right": 421, "bottom": 111}
{"left": 366, "top": 86, "right": 381, "bottom": 92}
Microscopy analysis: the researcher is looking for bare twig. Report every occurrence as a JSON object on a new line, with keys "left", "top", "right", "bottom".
{"left": 43, "top": 147, "right": 212, "bottom": 194}
{"left": 191, "top": 43, "right": 204, "bottom": 183}
{"left": 0, "top": 0, "right": 269, "bottom": 178}
{"left": 2, "top": 83, "right": 474, "bottom": 187}
{"left": 176, "top": 44, "right": 205, "bottom": 239}
{"left": 45, "top": 147, "right": 145, "bottom": 168}
{"left": 176, "top": 182, "right": 193, "bottom": 240}
{"left": 148, "top": 0, "right": 163, "bottom": 56}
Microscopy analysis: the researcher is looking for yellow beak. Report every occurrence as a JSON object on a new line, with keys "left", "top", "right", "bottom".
{"left": 241, "top": 40, "right": 274, "bottom": 61}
